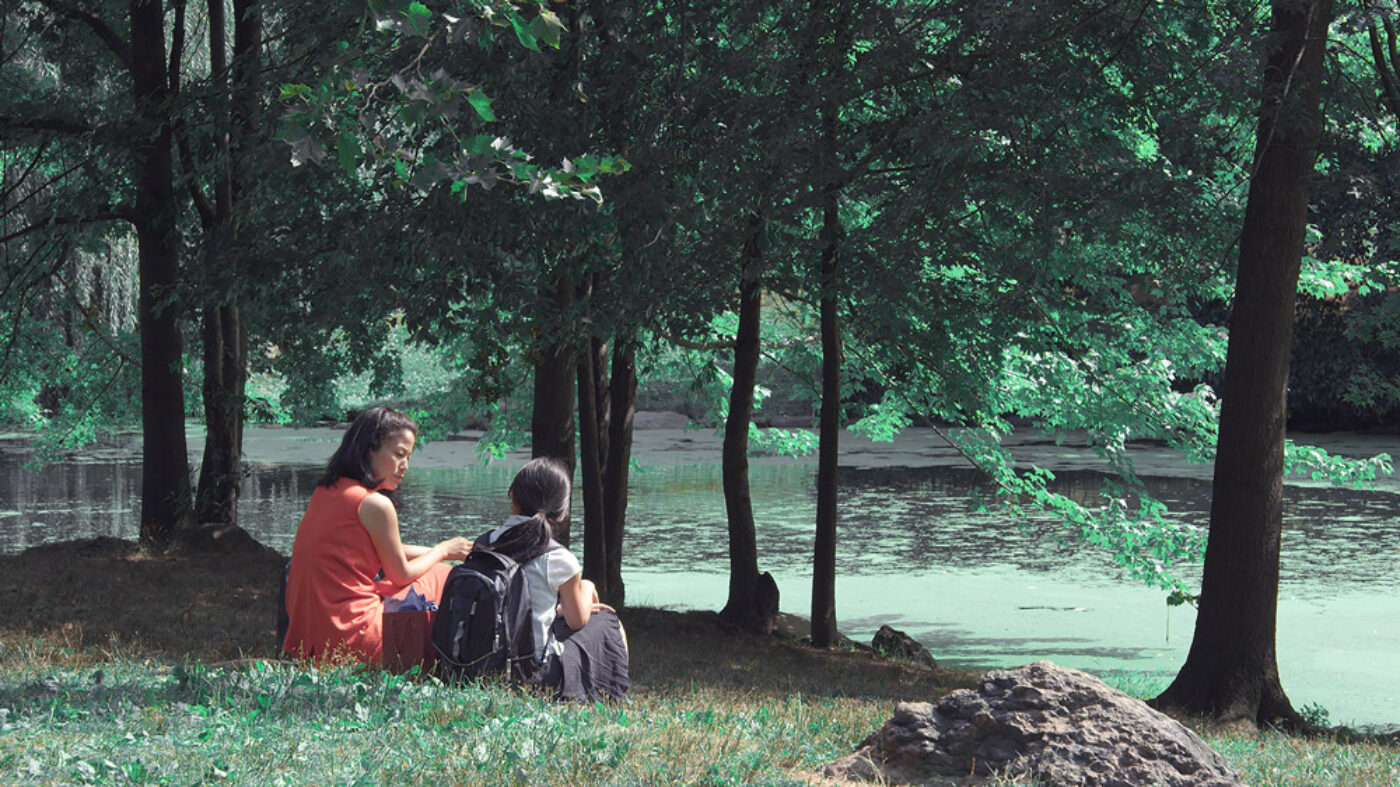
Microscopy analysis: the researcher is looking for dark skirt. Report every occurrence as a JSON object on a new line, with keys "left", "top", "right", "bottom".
{"left": 542, "top": 609, "right": 629, "bottom": 701}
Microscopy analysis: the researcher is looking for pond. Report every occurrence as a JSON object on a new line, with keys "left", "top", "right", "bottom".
{"left": 2, "top": 423, "right": 1397, "bottom": 730}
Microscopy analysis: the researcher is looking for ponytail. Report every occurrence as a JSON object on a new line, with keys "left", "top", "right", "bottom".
{"left": 485, "top": 457, "right": 571, "bottom": 562}
{"left": 485, "top": 511, "right": 554, "bottom": 563}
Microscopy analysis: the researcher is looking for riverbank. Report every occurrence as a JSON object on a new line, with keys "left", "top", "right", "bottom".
{"left": 4, "top": 421, "right": 1400, "bottom": 730}
{"left": 1, "top": 537, "right": 1397, "bottom": 785}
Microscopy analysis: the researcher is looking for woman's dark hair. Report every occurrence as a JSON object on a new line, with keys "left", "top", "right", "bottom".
{"left": 318, "top": 406, "right": 418, "bottom": 503}
{"left": 488, "top": 457, "right": 571, "bottom": 562}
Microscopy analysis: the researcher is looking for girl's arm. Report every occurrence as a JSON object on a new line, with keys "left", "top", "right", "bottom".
{"left": 556, "top": 574, "right": 613, "bottom": 630}
{"left": 358, "top": 493, "right": 472, "bottom": 585}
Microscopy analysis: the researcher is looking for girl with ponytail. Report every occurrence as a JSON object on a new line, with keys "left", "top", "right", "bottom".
{"left": 478, "top": 457, "right": 629, "bottom": 700}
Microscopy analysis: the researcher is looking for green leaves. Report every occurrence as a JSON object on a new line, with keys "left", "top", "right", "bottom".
{"left": 1283, "top": 441, "right": 1394, "bottom": 487}
{"left": 276, "top": 0, "right": 622, "bottom": 202}
{"left": 404, "top": 1, "right": 433, "bottom": 37}
{"left": 529, "top": 7, "right": 566, "bottom": 49}
{"left": 509, "top": 11, "right": 539, "bottom": 51}
{"left": 278, "top": 83, "right": 312, "bottom": 101}
{"left": 467, "top": 89, "right": 496, "bottom": 121}
{"left": 336, "top": 132, "right": 361, "bottom": 173}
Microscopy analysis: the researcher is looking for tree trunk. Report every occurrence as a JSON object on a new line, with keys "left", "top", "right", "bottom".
{"left": 719, "top": 219, "right": 778, "bottom": 633}
{"left": 194, "top": 0, "right": 247, "bottom": 527}
{"left": 131, "top": 0, "right": 191, "bottom": 547}
{"left": 532, "top": 278, "right": 576, "bottom": 544}
{"left": 1153, "top": 0, "right": 1331, "bottom": 729}
{"left": 591, "top": 333, "right": 611, "bottom": 474}
{"left": 601, "top": 335, "right": 637, "bottom": 607}
{"left": 812, "top": 172, "right": 842, "bottom": 648}
{"left": 195, "top": 301, "right": 246, "bottom": 525}
{"left": 577, "top": 338, "right": 608, "bottom": 598}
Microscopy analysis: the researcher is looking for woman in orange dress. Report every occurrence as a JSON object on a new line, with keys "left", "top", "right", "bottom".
{"left": 283, "top": 406, "right": 472, "bottom": 664}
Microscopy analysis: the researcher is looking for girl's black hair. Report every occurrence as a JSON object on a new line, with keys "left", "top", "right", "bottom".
{"left": 487, "top": 457, "right": 571, "bottom": 562}
{"left": 318, "top": 406, "right": 418, "bottom": 506}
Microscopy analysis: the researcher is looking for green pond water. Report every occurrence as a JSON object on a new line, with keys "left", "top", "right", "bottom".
{"left": 2, "top": 424, "right": 1397, "bottom": 730}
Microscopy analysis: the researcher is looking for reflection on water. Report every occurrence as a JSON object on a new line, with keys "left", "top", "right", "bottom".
{"left": 0, "top": 453, "right": 140, "bottom": 551}
{"left": 4, "top": 451, "right": 1399, "bottom": 594}
{"left": 3, "top": 437, "right": 1398, "bottom": 727}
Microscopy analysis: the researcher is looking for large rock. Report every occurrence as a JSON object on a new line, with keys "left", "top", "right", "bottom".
{"left": 872, "top": 625, "right": 937, "bottom": 668}
{"left": 823, "top": 661, "right": 1242, "bottom": 787}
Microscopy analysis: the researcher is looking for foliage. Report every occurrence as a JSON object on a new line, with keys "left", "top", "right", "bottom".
{"left": 275, "top": 0, "right": 627, "bottom": 202}
{"left": 4, "top": 0, "right": 1400, "bottom": 613}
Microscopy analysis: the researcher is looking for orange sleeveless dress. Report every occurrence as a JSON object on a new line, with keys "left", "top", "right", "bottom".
{"left": 283, "top": 477, "right": 450, "bottom": 664}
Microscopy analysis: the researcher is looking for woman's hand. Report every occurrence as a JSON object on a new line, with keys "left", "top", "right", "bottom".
{"left": 438, "top": 536, "right": 473, "bottom": 562}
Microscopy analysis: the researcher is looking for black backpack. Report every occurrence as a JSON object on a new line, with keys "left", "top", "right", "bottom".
{"left": 432, "top": 534, "right": 554, "bottom": 684}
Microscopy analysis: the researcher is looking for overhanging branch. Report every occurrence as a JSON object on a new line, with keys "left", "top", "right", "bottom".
{"left": 0, "top": 115, "right": 94, "bottom": 134}
{"left": 37, "top": 0, "right": 132, "bottom": 72}
{"left": 0, "top": 208, "right": 132, "bottom": 246}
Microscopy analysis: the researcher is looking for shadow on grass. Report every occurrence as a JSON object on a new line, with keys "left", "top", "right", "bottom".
{"left": 0, "top": 537, "right": 980, "bottom": 705}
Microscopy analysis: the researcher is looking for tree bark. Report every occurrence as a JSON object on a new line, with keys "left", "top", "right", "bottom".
{"left": 719, "top": 219, "right": 778, "bottom": 633}
{"left": 577, "top": 337, "right": 608, "bottom": 598}
{"left": 1153, "top": 0, "right": 1332, "bottom": 729}
{"left": 131, "top": 0, "right": 191, "bottom": 547}
{"left": 812, "top": 167, "right": 842, "bottom": 649}
{"left": 194, "top": 0, "right": 250, "bottom": 527}
{"left": 532, "top": 278, "right": 576, "bottom": 544}
{"left": 195, "top": 300, "right": 245, "bottom": 525}
{"left": 601, "top": 335, "right": 637, "bottom": 607}
{"left": 591, "top": 332, "right": 611, "bottom": 475}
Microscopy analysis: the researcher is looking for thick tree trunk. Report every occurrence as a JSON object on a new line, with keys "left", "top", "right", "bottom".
{"left": 577, "top": 341, "right": 608, "bottom": 598}
{"left": 812, "top": 176, "right": 842, "bottom": 648}
{"left": 601, "top": 335, "right": 637, "bottom": 607}
{"left": 131, "top": 0, "right": 191, "bottom": 547}
{"left": 1153, "top": 0, "right": 1331, "bottom": 729}
{"left": 532, "top": 278, "right": 576, "bottom": 544}
{"left": 719, "top": 221, "right": 778, "bottom": 633}
{"left": 531, "top": 279, "right": 577, "bottom": 465}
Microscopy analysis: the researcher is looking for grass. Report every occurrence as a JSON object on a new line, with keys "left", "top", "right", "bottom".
{"left": 0, "top": 539, "right": 1396, "bottom": 785}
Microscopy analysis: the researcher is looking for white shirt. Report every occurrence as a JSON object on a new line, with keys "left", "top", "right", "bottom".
{"left": 485, "top": 515, "right": 581, "bottom": 661}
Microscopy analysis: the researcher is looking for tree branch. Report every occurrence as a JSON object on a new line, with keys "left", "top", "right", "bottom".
{"left": 0, "top": 137, "right": 54, "bottom": 207}
{"left": 0, "top": 243, "right": 66, "bottom": 387}
{"left": 0, "top": 114, "right": 94, "bottom": 134}
{"left": 55, "top": 269, "right": 139, "bottom": 366}
{"left": 659, "top": 332, "right": 734, "bottom": 352}
{"left": 175, "top": 127, "right": 217, "bottom": 229}
{"left": 37, "top": 0, "right": 131, "bottom": 72}
{"left": 0, "top": 209, "right": 132, "bottom": 246}
{"left": 169, "top": 0, "right": 187, "bottom": 95}
{"left": 1367, "top": 22, "right": 1400, "bottom": 118}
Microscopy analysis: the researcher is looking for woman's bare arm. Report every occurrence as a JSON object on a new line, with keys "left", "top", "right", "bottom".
{"left": 358, "top": 494, "right": 471, "bottom": 585}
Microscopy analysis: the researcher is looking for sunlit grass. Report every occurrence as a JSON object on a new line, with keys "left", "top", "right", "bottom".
{"left": 0, "top": 657, "right": 879, "bottom": 785}
{"left": 1202, "top": 728, "right": 1400, "bottom": 787}
{"left": 1094, "top": 668, "right": 1400, "bottom": 787}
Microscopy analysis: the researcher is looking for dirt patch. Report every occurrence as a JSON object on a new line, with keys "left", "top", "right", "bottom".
{"left": 1, "top": 537, "right": 285, "bottom": 663}
{"left": 1, "top": 538, "right": 981, "bottom": 699}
